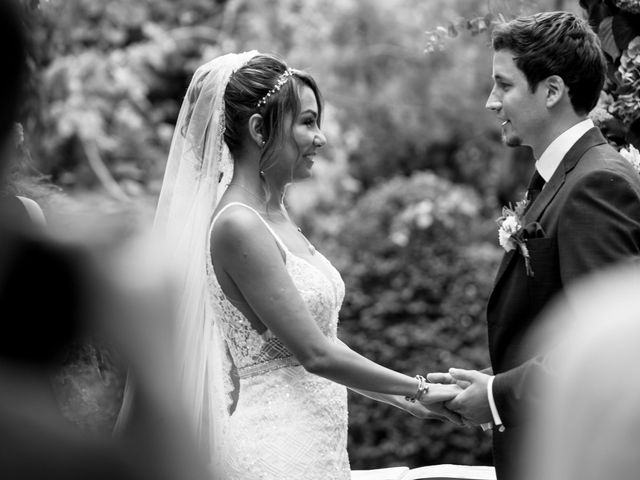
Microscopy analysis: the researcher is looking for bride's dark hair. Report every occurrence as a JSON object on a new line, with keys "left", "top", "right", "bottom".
{"left": 224, "top": 54, "right": 323, "bottom": 196}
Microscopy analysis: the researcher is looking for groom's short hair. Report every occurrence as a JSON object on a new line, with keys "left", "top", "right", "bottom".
{"left": 491, "top": 11, "right": 606, "bottom": 115}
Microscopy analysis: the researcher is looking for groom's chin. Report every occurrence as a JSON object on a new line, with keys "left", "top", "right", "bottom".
{"left": 502, "top": 134, "right": 522, "bottom": 148}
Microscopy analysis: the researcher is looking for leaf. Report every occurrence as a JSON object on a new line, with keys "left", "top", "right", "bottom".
{"left": 599, "top": 16, "right": 621, "bottom": 61}
{"left": 447, "top": 22, "right": 458, "bottom": 38}
{"left": 469, "top": 17, "right": 481, "bottom": 35}
{"left": 581, "top": 0, "right": 616, "bottom": 25}
{"left": 483, "top": 12, "right": 495, "bottom": 25}
{"left": 613, "top": 13, "right": 640, "bottom": 52}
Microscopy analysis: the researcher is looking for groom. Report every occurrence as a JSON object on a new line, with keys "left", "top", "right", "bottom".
{"left": 429, "top": 11, "right": 640, "bottom": 480}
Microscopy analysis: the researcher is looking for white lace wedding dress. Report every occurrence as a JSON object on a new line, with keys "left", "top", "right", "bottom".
{"left": 207, "top": 203, "right": 351, "bottom": 480}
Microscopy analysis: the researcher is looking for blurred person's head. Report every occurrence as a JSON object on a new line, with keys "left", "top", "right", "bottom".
{"left": 0, "top": 1, "right": 85, "bottom": 370}
{"left": 486, "top": 11, "right": 606, "bottom": 155}
{"left": 3, "top": 124, "right": 51, "bottom": 195}
{"left": 0, "top": 0, "right": 27, "bottom": 174}
{"left": 525, "top": 265, "right": 640, "bottom": 480}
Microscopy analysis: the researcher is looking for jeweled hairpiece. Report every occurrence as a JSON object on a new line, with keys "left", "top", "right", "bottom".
{"left": 256, "top": 68, "right": 295, "bottom": 108}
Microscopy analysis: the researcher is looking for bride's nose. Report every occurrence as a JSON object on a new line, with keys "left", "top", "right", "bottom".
{"left": 313, "top": 131, "right": 326, "bottom": 148}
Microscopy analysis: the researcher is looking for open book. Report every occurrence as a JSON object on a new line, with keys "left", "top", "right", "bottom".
{"left": 351, "top": 464, "right": 496, "bottom": 480}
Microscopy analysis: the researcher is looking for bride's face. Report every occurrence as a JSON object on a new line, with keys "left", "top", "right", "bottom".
{"left": 276, "top": 85, "right": 326, "bottom": 183}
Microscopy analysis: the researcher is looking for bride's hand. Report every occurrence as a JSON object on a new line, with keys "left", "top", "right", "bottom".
{"left": 406, "top": 400, "right": 441, "bottom": 419}
{"left": 406, "top": 399, "right": 464, "bottom": 425}
{"left": 419, "top": 382, "right": 463, "bottom": 405}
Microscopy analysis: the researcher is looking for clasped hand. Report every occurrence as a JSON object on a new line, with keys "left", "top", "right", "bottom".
{"left": 425, "top": 369, "right": 493, "bottom": 427}
{"left": 409, "top": 382, "right": 464, "bottom": 424}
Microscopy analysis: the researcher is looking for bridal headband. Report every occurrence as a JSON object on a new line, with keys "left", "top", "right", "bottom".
{"left": 256, "top": 68, "right": 295, "bottom": 108}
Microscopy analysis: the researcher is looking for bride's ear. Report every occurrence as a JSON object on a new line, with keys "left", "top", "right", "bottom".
{"left": 248, "top": 113, "right": 265, "bottom": 147}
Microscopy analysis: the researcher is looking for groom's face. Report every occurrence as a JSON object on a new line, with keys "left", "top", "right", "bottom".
{"left": 486, "top": 50, "right": 547, "bottom": 149}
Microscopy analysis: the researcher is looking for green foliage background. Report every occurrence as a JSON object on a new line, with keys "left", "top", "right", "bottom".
{"left": 14, "top": 0, "right": 613, "bottom": 470}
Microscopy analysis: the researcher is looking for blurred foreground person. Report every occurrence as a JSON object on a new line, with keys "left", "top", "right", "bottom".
{"left": 0, "top": 2, "right": 207, "bottom": 479}
{"left": 0, "top": 2, "right": 131, "bottom": 479}
{"left": 525, "top": 265, "right": 640, "bottom": 480}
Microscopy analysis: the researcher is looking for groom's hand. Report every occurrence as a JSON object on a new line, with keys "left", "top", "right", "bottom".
{"left": 445, "top": 368, "right": 492, "bottom": 426}
{"left": 425, "top": 371, "right": 471, "bottom": 426}
{"left": 416, "top": 382, "right": 465, "bottom": 425}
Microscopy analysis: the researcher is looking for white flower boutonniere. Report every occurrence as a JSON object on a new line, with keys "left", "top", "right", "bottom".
{"left": 620, "top": 144, "right": 640, "bottom": 174}
{"left": 496, "top": 198, "right": 534, "bottom": 277}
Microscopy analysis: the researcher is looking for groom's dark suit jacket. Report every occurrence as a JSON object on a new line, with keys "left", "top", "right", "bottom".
{"left": 486, "top": 128, "right": 640, "bottom": 480}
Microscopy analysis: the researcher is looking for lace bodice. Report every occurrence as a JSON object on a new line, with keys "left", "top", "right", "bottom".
{"left": 206, "top": 202, "right": 345, "bottom": 378}
{"left": 205, "top": 202, "right": 350, "bottom": 480}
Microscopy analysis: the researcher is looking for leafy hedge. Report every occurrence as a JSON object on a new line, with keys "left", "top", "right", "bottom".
{"left": 319, "top": 171, "right": 502, "bottom": 468}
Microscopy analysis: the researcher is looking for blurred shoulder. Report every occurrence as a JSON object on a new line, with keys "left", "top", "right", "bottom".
{"left": 15, "top": 195, "right": 46, "bottom": 229}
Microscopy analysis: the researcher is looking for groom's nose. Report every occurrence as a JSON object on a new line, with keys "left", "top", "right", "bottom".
{"left": 485, "top": 88, "right": 501, "bottom": 112}
{"left": 484, "top": 91, "right": 502, "bottom": 112}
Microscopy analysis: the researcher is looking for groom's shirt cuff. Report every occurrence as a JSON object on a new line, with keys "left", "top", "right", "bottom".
{"left": 487, "top": 376, "right": 505, "bottom": 432}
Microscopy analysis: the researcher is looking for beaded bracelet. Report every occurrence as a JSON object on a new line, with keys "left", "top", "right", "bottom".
{"left": 405, "top": 374, "right": 429, "bottom": 402}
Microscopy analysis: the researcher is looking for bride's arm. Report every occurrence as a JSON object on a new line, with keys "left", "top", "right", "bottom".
{"left": 350, "top": 388, "right": 426, "bottom": 416}
{"left": 212, "top": 211, "right": 461, "bottom": 404}
{"left": 332, "top": 341, "right": 463, "bottom": 423}
{"left": 349, "top": 388, "right": 462, "bottom": 423}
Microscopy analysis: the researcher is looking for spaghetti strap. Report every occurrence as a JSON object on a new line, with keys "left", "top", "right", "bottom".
{"left": 210, "top": 202, "right": 290, "bottom": 254}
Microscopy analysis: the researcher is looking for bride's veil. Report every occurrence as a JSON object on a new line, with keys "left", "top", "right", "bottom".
{"left": 152, "top": 50, "right": 259, "bottom": 468}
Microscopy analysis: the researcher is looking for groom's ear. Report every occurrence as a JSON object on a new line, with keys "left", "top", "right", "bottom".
{"left": 543, "top": 75, "right": 565, "bottom": 109}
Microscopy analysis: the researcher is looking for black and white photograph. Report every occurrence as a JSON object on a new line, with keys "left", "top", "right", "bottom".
{"left": 2, "top": 1, "right": 640, "bottom": 479}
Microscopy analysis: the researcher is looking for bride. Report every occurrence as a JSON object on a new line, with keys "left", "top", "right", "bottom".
{"left": 153, "top": 50, "right": 461, "bottom": 479}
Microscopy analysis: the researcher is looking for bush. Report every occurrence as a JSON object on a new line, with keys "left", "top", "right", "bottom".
{"left": 321, "top": 171, "right": 502, "bottom": 468}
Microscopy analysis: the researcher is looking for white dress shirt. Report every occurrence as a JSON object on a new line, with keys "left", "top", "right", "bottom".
{"left": 486, "top": 118, "right": 595, "bottom": 432}
{"left": 535, "top": 118, "right": 595, "bottom": 182}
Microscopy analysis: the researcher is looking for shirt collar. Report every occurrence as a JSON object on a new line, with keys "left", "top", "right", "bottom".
{"left": 535, "top": 119, "right": 594, "bottom": 182}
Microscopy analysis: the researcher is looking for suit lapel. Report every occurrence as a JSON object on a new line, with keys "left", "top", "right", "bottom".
{"left": 492, "top": 249, "right": 517, "bottom": 288}
{"left": 490, "top": 127, "right": 606, "bottom": 290}
{"left": 522, "top": 169, "right": 565, "bottom": 225}
{"left": 523, "top": 127, "right": 606, "bottom": 224}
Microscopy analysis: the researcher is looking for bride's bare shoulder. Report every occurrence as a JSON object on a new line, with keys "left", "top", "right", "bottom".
{"left": 210, "top": 203, "right": 269, "bottom": 250}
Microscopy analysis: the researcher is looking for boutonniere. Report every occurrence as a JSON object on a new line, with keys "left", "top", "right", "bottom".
{"left": 496, "top": 198, "right": 534, "bottom": 277}
{"left": 620, "top": 144, "right": 640, "bottom": 174}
